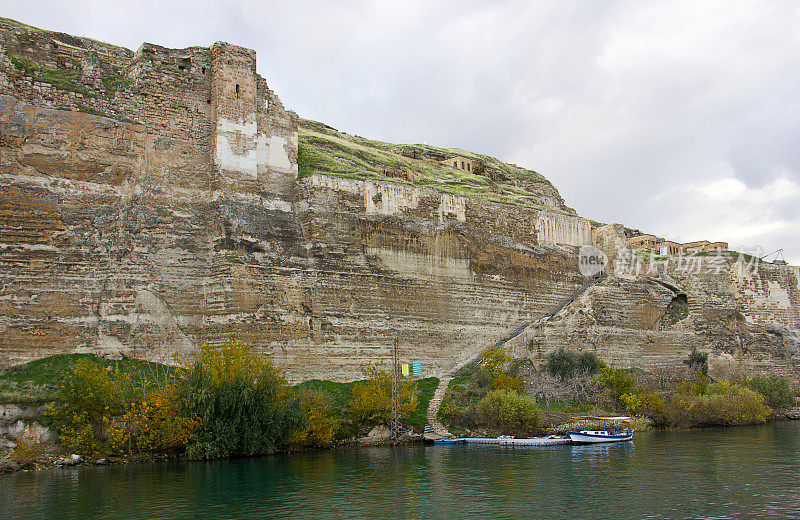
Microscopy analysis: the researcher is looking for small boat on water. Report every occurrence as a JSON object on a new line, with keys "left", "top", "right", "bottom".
{"left": 567, "top": 416, "right": 634, "bottom": 445}
{"left": 433, "top": 437, "right": 466, "bottom": 445}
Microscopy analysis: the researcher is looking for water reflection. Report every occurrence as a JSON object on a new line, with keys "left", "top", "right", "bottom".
{"left": 1, "top": 422, "right": 799, "bottom": 519}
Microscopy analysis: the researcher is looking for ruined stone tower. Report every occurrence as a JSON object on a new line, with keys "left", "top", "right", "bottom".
{"left": 210, "top": 42, "right": 298, "bottom": 198}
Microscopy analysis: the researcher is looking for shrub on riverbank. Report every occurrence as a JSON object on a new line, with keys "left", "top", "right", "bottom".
{"left": 476, "top": 389, "right": 544, "bottom": 436}
{"left": 182, "top": 339, "right": 304, "bottom": 459}
{"left": 110, "top": 385, "right": 197, "bottom": 455}
{"left": 596, "top": 366, "right": 636, "bottom": 407}
{"left": 46, "top": 359, "right": 131, "bottom": 454}
{"left": 349, "top": 367, "right": 418, "bottom": 428}
{"left": 290, "top": 390, "right": 339, "bottom": 447}
{"left": 747, "top": 374, "right": 794, "bottom": 410}
{"left": 666, "top": 380, "right": 770, "bottom": 427}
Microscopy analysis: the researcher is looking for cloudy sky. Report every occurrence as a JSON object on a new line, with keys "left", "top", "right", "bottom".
{"left": 4, "top": 0, "right": 799, "bottom": 262}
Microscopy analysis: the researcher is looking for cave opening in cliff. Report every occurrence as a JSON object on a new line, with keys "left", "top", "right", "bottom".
{"left": 665, "top": 294, "right": 689, "bottom": 324}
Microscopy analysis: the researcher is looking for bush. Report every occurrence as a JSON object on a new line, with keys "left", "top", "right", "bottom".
{"left": 620, "top": 387, "right": 665, "bottom": 419}
{"left": 597, "top": 366, "right": 635, "bottom": 406}
{"left": 546, "top": 348, "right": 604, "bottom": 379}
{"left": 666, "top": 382, "right": 770, "bottom": 427}
{"left": 476, "top": 389, "right": 544, "bottom": 436}
{"left": 349, "top": 367, "right": 418, "bottom": 427}
{"left": 182, "top": 339, "right": 304, "bottom": 459}
{"left": 11, "top": 432, "right": 45, "bottom": 468}
{"left": 110, "top": 384, "right": 197, "bottom": 454}
{"left": 748, "top": 374, "right": 794, "bottom": 410}
{"left": 492, "top": 372, "right": 522, "bottom": 392}
{"left": 47, "top": 359, "right": 130, "bottom": 455}
{"left": 481, "top": 346, "right": 512, "bottom": 380}
{"left": 683, "top": 347, "right": 709, "bottom": 375}
{"left": 577, "top": 351, "right": 604, "bottom": 375}
{"left": 546, "top": 348, "right": 577, "bottom": 379}
{"left": 290, "top": 390, "right": 339, "bottom": 447}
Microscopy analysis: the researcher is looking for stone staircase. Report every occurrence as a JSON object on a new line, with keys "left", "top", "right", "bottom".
{"left": 424, "top": 375, "right": 454, "bottom": 438}
{"left": 423, "top": 273, "right": 609, "bottom": 438}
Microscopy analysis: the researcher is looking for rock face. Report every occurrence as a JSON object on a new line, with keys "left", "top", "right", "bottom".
{"left": 0, "top": 18, "right": 798, "bottom": 383}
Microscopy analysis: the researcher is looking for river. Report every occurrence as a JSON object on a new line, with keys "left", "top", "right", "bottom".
{"left": 2, "top": 421, "right": 799, "bottom": 519}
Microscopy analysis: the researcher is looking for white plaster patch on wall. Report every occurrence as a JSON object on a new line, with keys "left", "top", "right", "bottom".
{"left": 217, "top": 117, "right": 257, "bottom": 137}
{"left": 439, "top": 192, "right": 466, "bottom": 223}
{"left": 536, "top": 212, "right": 592, "bottom": 247}
{"left": 214, "top": 116, "right": 263, "bottom": 177}
{"left": 750, "top": 281, "right": 792, "bottom": 309}
{"left": 364, "top": 181, "right": 420, "bottom": 215}
{"left": 266, "top": 135, "right": 294, "bottom": 173}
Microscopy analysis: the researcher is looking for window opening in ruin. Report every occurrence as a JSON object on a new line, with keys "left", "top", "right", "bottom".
{"left": 201, "top": 67, "right": 206, "bottom": 74}
{"left": 461, "top": 161, "right": 465, "bottom": 169}
{"left": 235, "top": 84, "right": 240, "bottom": 98}
{"left": 453, "top": 161, "right": 457, "bottom": 167}
{"left": 207, "top": 99, "right": 211, "bottom": 104}
{"left": 467, "top": 163, "right": 470, "bottom": 171}
{"left": 178, "top": 57, "right": 190, "bottom": 71}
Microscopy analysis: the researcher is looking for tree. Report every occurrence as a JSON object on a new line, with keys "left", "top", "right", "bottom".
{"left": 748, "top": 374, "right": 795, "bottom": 409}
{"left": 476, "top": 389, "right": 544, "bottom": 436}
{"left": 349, "top": 366, "right": 418, "bottom": 427}
{"left": 181, "top": 338, "right": 303, "bottom": 459}
{"left": 683, "top": 347, "right": 709, "bottom": 375}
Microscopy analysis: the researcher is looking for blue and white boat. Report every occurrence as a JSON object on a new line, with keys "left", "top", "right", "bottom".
{"left": 567, "top": 416, "right": 634, "bottom": 445}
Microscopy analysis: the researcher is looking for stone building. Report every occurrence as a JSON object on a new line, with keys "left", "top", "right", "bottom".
{"left": 441, "top": 155, "right": 478, "bottom": 173}
{"left": 627, "top": 234, "right": 661, "bottom": 250}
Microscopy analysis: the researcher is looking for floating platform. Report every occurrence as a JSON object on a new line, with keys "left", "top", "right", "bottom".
{"left": 434, "top": 436, "right": 570, "bottom": 446}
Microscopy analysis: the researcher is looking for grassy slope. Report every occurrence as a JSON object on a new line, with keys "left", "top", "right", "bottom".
{"left": 298, "top": 119, "right": 571, "bottom": 213}
{"left": 293, "top": 376, "right": 440, "bottom": 431}
{"left": 0, "top": 354, "right": 174, "bottom": 404}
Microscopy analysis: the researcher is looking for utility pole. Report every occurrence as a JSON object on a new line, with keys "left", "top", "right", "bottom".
{"left": 391, "top": 334, "right": 400, "bottom": 444}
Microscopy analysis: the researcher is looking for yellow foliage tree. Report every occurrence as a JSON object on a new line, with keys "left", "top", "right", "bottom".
{"left": 47, "top": 358, "right": 130, "bottom": 455}
{"left": 110, "top": 384, "right": 198, "bottom": 454}
{"left": 349, "top": 367, "right": 418, "bottom": 427}
{"left": 290, "top": 390, "right": 339, "bottom": 447}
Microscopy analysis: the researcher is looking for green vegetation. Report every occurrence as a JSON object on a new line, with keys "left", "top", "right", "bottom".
{"left": 545, "top": 348, "right": 604, "bottom": 379}
{"left": 6, "top": 50, "right": 38, "bottom": 72}
{"left": 297, "top": 118, "right": 569, "bottom": 212}
{"left": 437, "top": 346, "right": 528, "bottom": 433}
{"left": 5, "top": 51, "right": 90, "bottom": 97}
{"left": 748, "top": 374, "right": 795, "bottom": 410}
{"left": 2, "top": 349, "right": 438, "bottom": 462}
{"left": 476, "top": 389, "right": 544, "bottom": 436}
{"left": 666, "top": 379, "right": 770, "bottom": 427}
{"left": 684, "top": 347, "right": 709, "bottom": 375}
{"left": 0, "top": 353, "right": 170, "bottom": 404}
{"left": 349, "top": 367, "right": 418, "bottom": 428}
{"left": 181, "top": 339, "right": 304, "bottom": 459}
{"left": 101, "top": 74, "right": 132, "bottom": 98}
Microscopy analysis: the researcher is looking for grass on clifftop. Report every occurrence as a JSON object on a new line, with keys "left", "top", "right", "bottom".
{"left": 298, "top": 118, "right": 571, "bottom": 213}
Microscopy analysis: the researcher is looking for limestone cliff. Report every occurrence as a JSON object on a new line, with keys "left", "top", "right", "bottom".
{"left": 0, "top": 17, "right": 797, "bottom": 384}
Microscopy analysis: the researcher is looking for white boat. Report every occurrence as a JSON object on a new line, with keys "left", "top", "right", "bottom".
{"left": 567, "top": 416, "right": 634, "bottom": 445}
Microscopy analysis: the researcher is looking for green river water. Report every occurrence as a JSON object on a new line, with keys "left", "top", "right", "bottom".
{"left": 2, "top": 421, "right": 799, "bottom": 519}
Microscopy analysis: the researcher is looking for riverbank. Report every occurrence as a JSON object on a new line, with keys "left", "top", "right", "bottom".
{"left": 2, "top": 350, "right": 798, "bottom": 475}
